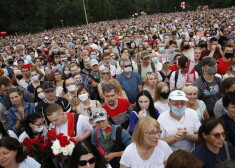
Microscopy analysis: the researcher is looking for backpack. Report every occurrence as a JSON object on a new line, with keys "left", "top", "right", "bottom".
{"left": 137, "top": 62, "right": 155, "bottom": 75}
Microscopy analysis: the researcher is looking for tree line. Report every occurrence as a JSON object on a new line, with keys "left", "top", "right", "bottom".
{"left": 0, "top": 0, "right": 234, "bottom": 34}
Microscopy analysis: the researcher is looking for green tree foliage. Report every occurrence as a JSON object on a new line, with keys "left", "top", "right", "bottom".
{"left": 0, "top": 0, "right": 233, "bottom": 34}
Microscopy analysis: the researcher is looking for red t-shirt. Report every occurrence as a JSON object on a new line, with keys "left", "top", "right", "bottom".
{"left": 103, "top": 98, "right": 131, "bottom": 128}
{"left": 216, "top": 58, "right": 230, "bottom": 75}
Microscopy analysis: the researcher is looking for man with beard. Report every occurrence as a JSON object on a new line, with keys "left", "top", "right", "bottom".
{"left": 102, "top": 84, "right": 132, "bottom": 130}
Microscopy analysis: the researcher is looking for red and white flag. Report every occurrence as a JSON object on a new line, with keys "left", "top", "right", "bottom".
{"left": 186, "top": 48, "right": 196, "bottom": 83}
{"left": 181, "top": 2, "right": 185, "bottom": 9}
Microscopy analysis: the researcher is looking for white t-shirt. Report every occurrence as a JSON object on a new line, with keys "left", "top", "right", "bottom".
{"left": 157, "top": 108, "right": 201, "bottom": 152}
{"left": 19, "top": 127, "right": 48, "bottom": 143}
{"left": 0, "top": 130, "right": 18, "bottom": 139}
{"left": 120, "top": 141, "right": 172, "bottom": 168}
{"left": 56, "top": 115, "right": 92, "bottom": 137}
{"left": 154, "top": 101, "right": 170, "bottom": 114}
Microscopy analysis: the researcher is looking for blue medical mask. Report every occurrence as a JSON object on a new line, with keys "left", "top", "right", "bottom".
{"left": 151, "top": 57, "right": 158, "bottom": 63}
{"left": 53, "top": 49, "right": 58, "bottom": 53}
{"left": 90, "top": 54, "right": 98, "bottom": 60}
{"left": 124, "top": 67, "right": 132, "bottom": 73}
{"left": 159, "top": 47, "right": 164, "bottom": 52}
{"left": 171, "top": 106, "right": 186, "bottom": 117}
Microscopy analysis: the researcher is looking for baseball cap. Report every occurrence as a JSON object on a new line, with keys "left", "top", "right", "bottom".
{"left": 43, "top": 81, "right": 56, "bottom": 92}
{"left": 141, "top": 50, "right": 151, "bottom": 58}
{"left": 201, "top": 57, "right": 217, "bottom": 67}
{"left": 168, "top": 90, "right": 188, "bottom": 101}
{"left": 162, "top": 57, "right": 170, "bottom": 64}
{"left": 90, "top": 59, "right": 98, "bottom": 66}
{"left": 92, "top": 108, "right": 107, "bottom": 123}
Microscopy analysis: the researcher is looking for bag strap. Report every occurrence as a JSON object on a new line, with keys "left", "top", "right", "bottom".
{"left": 137, "top": 63, "right": 141, "bottom": 75}
{"left": 115, "top": 126, "right": 123, "bottom": 148}
{"left": 224, "top": 141, "right": 231, "bottom": 160}
{"left": 150, "top": 62, "right": 155, "bottom": 72}
{"left": 174, "top": 70, "right": 179, "bottom": 88}
{"left": 74, "top": 113, "right": 80, "bottom": 136}
{"left": 95, "top": 128, "right": 105, "bottom": 156}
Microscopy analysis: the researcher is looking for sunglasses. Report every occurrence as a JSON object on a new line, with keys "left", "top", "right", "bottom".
{"left": 92, "top": 112, "right": 106, "bottom": 119}
{"left": 209, "top": 132, "right": 226, "bottom": 139}
{"left": 78, "top": 157, "right": 96, "bottom": 166}
{"left": 102, "top": 72, "right": 110, "bottom": 75}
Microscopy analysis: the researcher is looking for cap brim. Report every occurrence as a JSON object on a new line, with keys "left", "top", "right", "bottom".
{"left": 43, "top": 88, "right": 56, "bottom": 92}
{"left": 94, "top": 116, "right": 107, "bottom": 123}
{"left": 169, "top": 96, "right": 188, "bottom": 101}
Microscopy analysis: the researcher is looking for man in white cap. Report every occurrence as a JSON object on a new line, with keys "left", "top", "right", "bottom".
{"left": 157, "top": 90, "right": 201, "bottom": 152}
{"left": 91, "top": 107, "right": 131, "bottom": 168}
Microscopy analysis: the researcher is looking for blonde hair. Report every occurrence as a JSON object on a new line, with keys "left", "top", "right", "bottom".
{"left": 154, "top": 82, "right": 169, "bottom": 102}
{"left": 100, "top": 68, "right": 112, "bottom": 80}
{"left": 182, "top": 85, "right": 198, "bottom": 95}
{"left": 144, "top": 73, "right": 158, "bottom": 88}
{"left": 46, "top": 103, "right": 63, "bottom": 116}
{"left": 108, "top": 79, "right": 123, "bottom": 96}
{"left": 132, "top": 116, "right": 160, "bottom": 146}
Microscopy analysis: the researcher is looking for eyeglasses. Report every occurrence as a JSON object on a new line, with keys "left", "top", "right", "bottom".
{"left": 78, "top": 157, "right": 96, "bottom": 166}
{"left": 209, "top": 132, "right": 226, "bottom": 139}
{"left": 145, "top": 130, "right": 162, "bottom": 136}
{"left": 123, "top": 64, "right": 131, "bottom": 68}
{"left": 92, "top": 112, "right": 106, "bottom": 119}
{"left": 102, "top": 72, "right": 110, "bottom": 75}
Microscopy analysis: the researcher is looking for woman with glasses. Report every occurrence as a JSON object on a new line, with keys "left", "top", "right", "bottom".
{"left": 97, "top": 68, "right": 112, "bottom": 101}
{"left": 19, "top": 113, "right": 47, "bottom": 143}
{"left": 68, "top": 140, "right": 108, "bottom": 168}
{"left": 143, "top": 72, "right": 158, "bottom": 98}
{"left": 6, "top": 88, "right": 35, "bottom": 136}
{"left": 120, "top": 116, "right": 172, "bottom": 168}
{"left": 192, "top": 119, "right": 235, "bottom": 168}
{"left": 153, "top": 82, "right": 170, "bottom": 114}
{"left": 129, "top": 90, "right": 159, "bottom": 135}
{"left": 182, "top": 85, "right": 210, "bottom": 122}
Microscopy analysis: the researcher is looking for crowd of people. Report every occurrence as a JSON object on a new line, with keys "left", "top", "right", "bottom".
{"left": 0, "top": 6, "right": 235, "bottom": 168}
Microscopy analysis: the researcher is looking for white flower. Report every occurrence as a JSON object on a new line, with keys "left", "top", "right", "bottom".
{"left": 51, "top": 137, "right": 75, "bottom": 156}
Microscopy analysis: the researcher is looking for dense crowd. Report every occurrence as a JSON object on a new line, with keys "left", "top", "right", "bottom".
{"left": 0, "top": 6, "right": 235, "bottom": 168}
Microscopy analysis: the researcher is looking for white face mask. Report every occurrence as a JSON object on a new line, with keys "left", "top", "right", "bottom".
{"left": 34, "top": 125, "right": 44, "bottom": 133}
{"left": 78, "top": 93, "right": 88, "bottom": 102}
{"left": 67, "top": 85, "right": 76, "bottom": 92}
{"left": 64, "top": 71, "right": 70, "bottom": 75}
{"left": 38, "top": 92, "right": 45, "bottom": 99}
{"left": 31, "top": 75, "right": 39, "bottom": 82}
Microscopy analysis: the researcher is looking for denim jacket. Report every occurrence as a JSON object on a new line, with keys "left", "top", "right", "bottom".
{"left": 6, "top": 101, "right": 35, "bottom": 135}
{"left": 91, "top": 124, "right": 131, "bottom": 152}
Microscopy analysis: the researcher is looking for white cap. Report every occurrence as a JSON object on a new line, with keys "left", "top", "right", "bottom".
{"left": 162, "top": 57, "right": 170, "bottom": 64}
{"left": 44, "top": 36, "right": 49, "bottom": 40}
{"left": 92, "top": 108, "right": 107, "bottom": 123}
{"left": 168, "top": 90, "right": 188, "bottom": 101}
{"left": 90, "top": 59, "right": 98, "bottom": 66}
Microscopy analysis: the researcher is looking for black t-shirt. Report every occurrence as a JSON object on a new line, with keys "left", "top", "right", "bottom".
{"left": 35, "top": 97, "right": 71, "bottom": 125}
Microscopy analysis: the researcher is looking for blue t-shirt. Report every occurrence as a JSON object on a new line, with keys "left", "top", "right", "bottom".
{"left": 192, "top": 142, "right": 235, "bottom": 168}
{"left": 116, "top": 72, "right": 142, "bottom": 104}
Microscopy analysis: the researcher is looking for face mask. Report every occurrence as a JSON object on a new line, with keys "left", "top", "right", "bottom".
{"left": 183, "top": 45, "right": 190, "bottom": 50}
{"left": 225, "top": 53, "right": 233, "bottom": 59}
{"left": 34, "top": 125, "right": 44, "bottom": 133}
{"left": 79, "top": 93, "right": 88, "bottom": 102}
{"left": 200, "top": 43, "right": 207, "bottom": 48}
{"left": 76, "top": 79, "right": 83, "bottom": 85}
{"left": 233, "top": 67, "right": 235, "bottom": 71}
{"left": 205, "top": 66, "right": 217, "bottom": 75}
{"left": 160, "top": 92, "right": 170, "bottom": 99}
{"left": 90, "top": 55, "right": 98, "bottom": 60}
{"left": 151, "top": 57, "right": 158, "bottom": 63}
{"left": 38, "top": 92, "right": 45, "bottom": 99}
{"left": 170, "top": 48, "right": 176, "bottom": 52}
{"left": 53, "top": 49, "right": 58, "bottom": 54}
{"left": 8, "top": 60, "right": 14, "bottom": 65}
{"left": 31, "top": 75, "right": 39, "bottom": 82}
{"left": 159, "top": 47, "right": 164, "bottom": 52}
{"left": 64, "top": 71, "right": 70, "bottom": 75}
{"left": 189, "top": 35, "right": 194, "bottom": 38}
{"left": 86, "top": 46, "right": 90, "bottom": 50}
{"left": 124, "top": 67, "right": 132, "bottom": 73}
{"left": 67, "top": 85, "right": 76, "bottom": 92}
{"left": 16, "top": 75, "right": 23, "bottom": 80}
{"left": 171, "top": 106, "right": 186, "bottom": 117}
